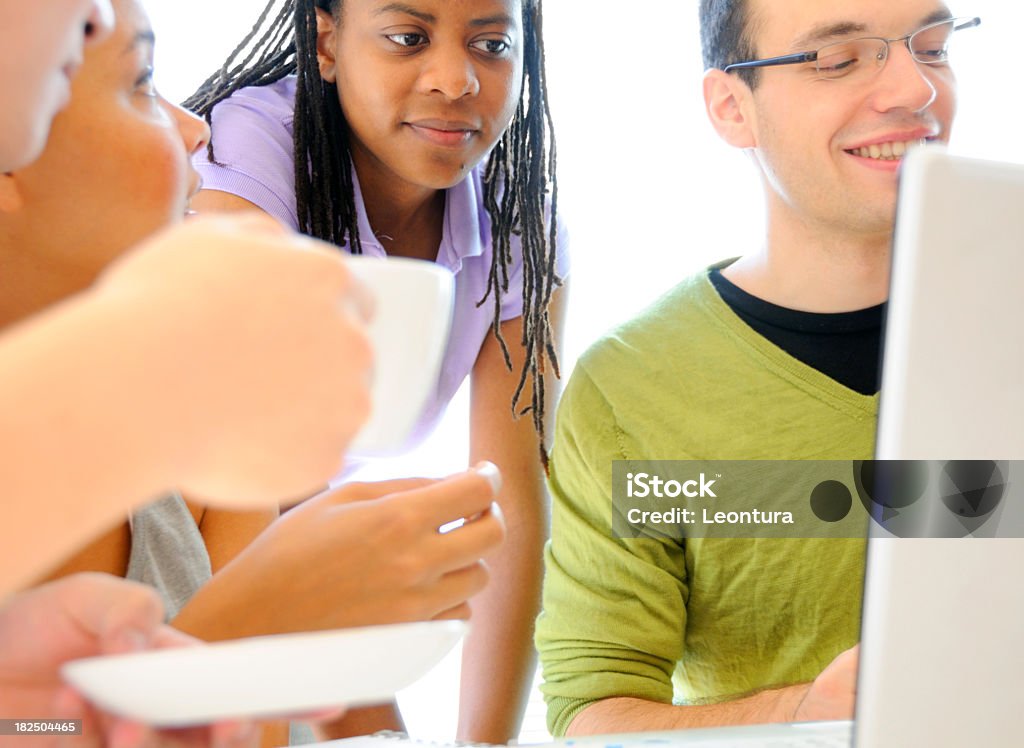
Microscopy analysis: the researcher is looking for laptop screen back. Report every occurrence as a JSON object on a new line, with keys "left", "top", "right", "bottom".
{"left": 857, "top": 148, "right": 1024, "bottom": 748}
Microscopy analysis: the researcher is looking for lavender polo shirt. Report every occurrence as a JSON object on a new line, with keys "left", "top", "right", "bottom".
{"left": 194, "top": 76, "right": 569, "bottom": 456}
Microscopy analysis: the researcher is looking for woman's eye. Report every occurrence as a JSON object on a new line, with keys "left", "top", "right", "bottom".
{"left": 470, "top": 38, "right": 511, "bottom": 56}
{"left": 385, "top": 32, "right": 428, "bottom": 48}
{"left": 135, "top": 66, "right": 157, "bottom": 96}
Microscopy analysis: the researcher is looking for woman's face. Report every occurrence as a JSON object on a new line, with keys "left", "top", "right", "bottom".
{"left": 318, "top": 0, "right": 524, "bottom": 196}
{"left": 0, "top": 0, "right": 115, "bottom": 171}
{"left": 0, "top": 0, "right": 209, "bottom": 319}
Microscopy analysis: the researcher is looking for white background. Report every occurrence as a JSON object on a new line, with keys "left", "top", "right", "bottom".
{"left": 142, "top": 1, "right": 1017, "bottom": 741}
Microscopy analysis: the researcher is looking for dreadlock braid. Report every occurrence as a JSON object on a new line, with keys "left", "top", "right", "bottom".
{"left": 185, "top": 0, "right": 561, "bottom": 465}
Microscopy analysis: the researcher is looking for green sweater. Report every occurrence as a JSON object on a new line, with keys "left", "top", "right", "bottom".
{"left": 536, "top": 269, "right": 877, "bottom": 736}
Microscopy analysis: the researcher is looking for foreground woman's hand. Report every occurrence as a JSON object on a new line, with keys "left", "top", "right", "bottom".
{"left": 2, "top": 213, "right": 373, "bottom": 592}
{"left": 0, "top": 573, "right": 260, "bottom": 748}
{"left": 95, "top": 214, "right": 375, "bottom": 505}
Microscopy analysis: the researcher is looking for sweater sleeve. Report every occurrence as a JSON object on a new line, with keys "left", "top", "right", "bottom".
{"left": 535, "top": 358, "right": 689, "bottom": 736}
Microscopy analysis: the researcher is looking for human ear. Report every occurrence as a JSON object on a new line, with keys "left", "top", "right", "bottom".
{"left": 315, "top": 7, "right": 340, "bottom": 83}
{"left": 703, "top": 68, "right": 756, "bottom": 149}
{"left": 0, "top": 173, "right": 24, "bottom": 214}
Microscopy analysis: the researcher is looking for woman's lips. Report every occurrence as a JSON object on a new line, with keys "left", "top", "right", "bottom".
{"left": 405, "top": 120, "right": 478, "bottom": 147}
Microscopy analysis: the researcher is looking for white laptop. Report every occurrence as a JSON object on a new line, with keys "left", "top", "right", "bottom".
{"left": 857, "top": 147, "right": 1024, "bottom": 748}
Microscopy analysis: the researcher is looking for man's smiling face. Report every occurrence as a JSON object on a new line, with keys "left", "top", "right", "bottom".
{"left": 742, "top": 0, "right": 959, "bottom": 239}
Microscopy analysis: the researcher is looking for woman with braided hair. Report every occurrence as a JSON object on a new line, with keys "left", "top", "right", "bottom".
{"left": 185, "top": 0, "right": 566, "bottom": 743}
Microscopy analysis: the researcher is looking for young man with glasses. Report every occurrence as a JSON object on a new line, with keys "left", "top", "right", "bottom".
{"left": 536, "top": 0, "right": 976, "bottom": 736}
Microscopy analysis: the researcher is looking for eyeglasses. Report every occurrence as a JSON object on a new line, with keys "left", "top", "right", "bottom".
{"left": 723, "top": 16, "right": 981, "bottom": 82}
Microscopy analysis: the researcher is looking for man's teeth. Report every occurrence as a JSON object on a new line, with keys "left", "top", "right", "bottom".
{"left": 850, "top": 139, "right": 926, "bottom": 161}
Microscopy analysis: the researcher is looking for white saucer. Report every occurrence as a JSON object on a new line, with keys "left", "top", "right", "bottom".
{"left": 61, "top": 620, "right": 465, "bottom": 727}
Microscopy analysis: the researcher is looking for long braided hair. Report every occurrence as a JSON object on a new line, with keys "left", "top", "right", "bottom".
{"left": 185, "top": 0, "right": 561, "bottom": 466}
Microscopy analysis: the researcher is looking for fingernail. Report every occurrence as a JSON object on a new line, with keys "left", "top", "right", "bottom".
{"left": 473, "top": 461, "right": 502, "bottom": 495}
{"left": 219, "top": 720, "right": 258, "bottom": 747}
{"left": 490, "top": 500, "right": 505, "bottom": 528}
{"left": 107, "top": 627, "right": 150, "bottom": 654}
{"left": 108, "top": 721, "right": 145, "bottom": 748}
{"left": 209, "top": 717, "right": 258, "bottom": 745}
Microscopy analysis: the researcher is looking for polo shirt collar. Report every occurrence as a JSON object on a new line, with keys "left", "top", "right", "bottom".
{"left": 350, "top": 167, "right": 486, "bottom": 273}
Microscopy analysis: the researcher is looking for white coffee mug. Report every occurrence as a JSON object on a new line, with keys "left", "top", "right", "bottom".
{"left": 344, "top": 256, "right": 454, "bottom": 455}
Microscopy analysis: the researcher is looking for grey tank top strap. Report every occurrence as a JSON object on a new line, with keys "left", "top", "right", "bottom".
{"left": 126, "top": 493, "right": 212, "bottom": 621}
